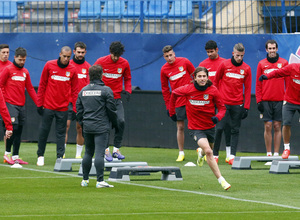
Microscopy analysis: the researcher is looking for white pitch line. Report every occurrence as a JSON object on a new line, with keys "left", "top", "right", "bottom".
{"left": 1, "top": 164, "right": 300, "bottom": 211}
{"left": 1, "top": 210, "right": 300, "bottom": 218}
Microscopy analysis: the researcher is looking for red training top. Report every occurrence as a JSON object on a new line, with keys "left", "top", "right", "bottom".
{"left": 267, "top": 63, "right": 300, "bottom": 105}
{"left": 255, "top": 57, "right": 288, "bottom": 103}
{"left": 161, "top": 57, "right": 195, "bottom": 109}
{"left": 214, "top": 59, "right": 252, "bottom": 109}
{"left": 70, "top": 59, "right": 91, "bottom": 93}
{"left": 0, "top": 60, "right": 12, "bottom": 72}
{"left": 169, "top": 83, "right": 226, "bottom": 130}
{"left": 199, "top": 56, "right": 226, "bottom": 83}
{"left": 37, "top": 60, "right": 78, "bottom": 112}
{"left": 0, "top": 63, "right": 37, "bottom": 106}
{"left": 94, "top": 55, "right": 131, "bottom": 99}
{"left": 0, "top": 89, "right": 12, "bottom": 130}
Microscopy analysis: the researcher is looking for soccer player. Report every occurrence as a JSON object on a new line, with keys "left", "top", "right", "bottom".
{"left": 36, "top": 46, "right": 78, "bottom": 166}
{"left": 214, "top": 43, "right": 252, "bottom": 165}
{"left": 259, "top": 63, "right": 300, "bottom": 159}
{"left": 255, "top": 40, "right": 288, "bottom": 157}
{"left": 0, "top": 44, "right": 12, "bottom": 71}
{"left": 169, "top": 67, "right": 231, "bottom": 190}
{"left": 161, "top": 45, "right": 195, "bottom": 162}
{"left": 199, "top": 40, "right": 230, "bottom": 163}
{"left": 94, "top": 41, "right": 131, "bottom": 161}
{"left": 65, "top": 42, "right": 91, "bottom": 158}
{"left": 0, "top": 47, "right": 38, "bottom": 165}
{"left": 77, "top": 65, "right": 117, "bottom": 188}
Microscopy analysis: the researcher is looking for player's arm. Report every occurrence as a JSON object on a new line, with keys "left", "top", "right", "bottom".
{"left": 0, "top": 89, "right": 12, "bottom": 131}
{"left": 169, "top": 85, "right": 187, "bottom": 116}
{"left": 105, "top": 87, "right": 118, "bottom": 129}
{"left": 25, "top": 72, "right": 38, "bottom": 106}
{"left": 0, "top": 67, "right": 9, "bottom": 95}
{"left": 160, "top": 70, "right": 171, "bottom": 110}
{"left": 214, "top": 89, "right": 226, "bottom": 121}
{"left": 123, "top": 63, "right": 132, "bottom": 94}
{"left": 214, "top": 62, "right": 224, "bottom": 88}
{"left": 37, "top": 63, "right": 49, "bottom": 107}
{"left": 243, "top": 67, "right": 252, "bottom": 110}
{"left": 186, "top": 59, "right": 196, "bottom": 78}
{"left": 75, "top": 92, "right": 83, "bottom": 125}
{"left": 255, "top": 63, "right": 263, "bottom": 103}
{"left": 71, "top": 70, "right": 79, "bottom": 112}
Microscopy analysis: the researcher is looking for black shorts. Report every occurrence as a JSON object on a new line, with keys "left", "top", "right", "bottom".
{"left": 282, "top": 101, "right": 300, "bottom": 126}
{"left": 6, "top": 102, "right": 25, "bottom": 125}
{"left": 67, "top": 103, "right": 74, "bottom": 121}
{"left": 261, "top": 101, "right": 283, "bottom": 121}
{"left": 176, "top": 105, "right": 187, "bottom": 121}
{"left": 189, "top": 128, "right": 215, "bottom": 144}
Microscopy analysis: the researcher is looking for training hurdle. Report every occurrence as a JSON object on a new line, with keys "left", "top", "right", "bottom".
{"left": 78, "top": 161, "right": 149, "bottom": 176}
{"left": 231, "top": 156, "right": 299, "bottom": 169}
{"left": 53, "top": 158, "right": 121, "bottom": 172}
{"left": 108, "top": 166, "right": 183, "bottom": 181}
{"left": 269, "top": 160, "right": 300, "bottom": 174}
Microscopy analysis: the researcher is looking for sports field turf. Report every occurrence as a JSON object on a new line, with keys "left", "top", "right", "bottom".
{"left": 0, "top": 142, "right": 300, "bottom": 219}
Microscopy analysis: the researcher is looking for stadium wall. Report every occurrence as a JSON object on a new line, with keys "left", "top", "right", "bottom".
{"left": 0, "top": 33, "right": 299, "bottom": 92}
{"left": 1, "top": 33, "right": 300, "bottom": 154}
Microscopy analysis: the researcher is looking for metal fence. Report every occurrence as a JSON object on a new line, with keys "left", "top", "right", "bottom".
{"left": 0, "top": 0, "right": 299, "bottom": 34}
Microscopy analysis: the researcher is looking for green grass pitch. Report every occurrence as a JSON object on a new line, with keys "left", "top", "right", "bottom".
{"left": 0, "top": 142, "right": 300, "bottom": 219}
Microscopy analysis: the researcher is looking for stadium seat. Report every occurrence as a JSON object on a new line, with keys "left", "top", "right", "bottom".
{"left": 168, "top": 0, "right": 193, "bottom": 18}
{"left": 0, "top": 1, "right": 17, "bottom": 19}
{"left": 78, "top": 1, "right": 102, "bottom": 19}
{"left": 144, "top": 0, "right": 170, "bottom": 18}
{"left": 100, "top": 0, "right": 125, "bottom": 18}
{"left": 123, "top": 1, "right": 147, "bottom": 18}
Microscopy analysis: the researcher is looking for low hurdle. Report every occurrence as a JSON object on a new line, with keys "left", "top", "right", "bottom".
{"left": 231, "top": 156, "right": 299, "bottom": 169}
{"left": 78, "top": 161, "right": 149, "bottom": 176}
{"left": 269, "top": 160, "right": 300, "bottom": 174}
{"left": 108, "top": 166, "right": 183, "bottom": 181}
{"left": 53, "top": 158, "right": 122, "bottom": 172}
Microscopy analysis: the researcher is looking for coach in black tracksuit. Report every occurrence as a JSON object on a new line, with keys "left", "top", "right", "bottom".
{"left": 76, "top": 65, "right": 118, "bottom": 184}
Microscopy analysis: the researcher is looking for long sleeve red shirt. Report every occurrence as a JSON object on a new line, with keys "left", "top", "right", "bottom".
{"left": 0, "top": 60, "right": 12, "bottom": 72}
{"left": 0, "top": 89, "right": 12, "bottom": 130}
{"left": 199, "top": 56, "right": 226, "bottom": 83}
{"left": 94, "top": 55, "right": 131, "bottom": 99}
{"left": 214, "top": 59, "right": 252, "bottom": 109}
{"left": 0, "top": 63, "right": 37, "bottom": 106}
{"left": 255, "top": 57, "right": 288, "bottom": 103}
{"left": 161, "top": 57, "right": 195, "bottom": 110}
{"left": 37, "top": 60, "right": 78, "bottom": 112}
{"left": 69, "top": 59, "right": 91, "bottom": 92}
{"left": 267, "top": 63, "right": 300, "bottom": 105}
{"left": 169, "top": 83, "right": 226, "bottom": 130}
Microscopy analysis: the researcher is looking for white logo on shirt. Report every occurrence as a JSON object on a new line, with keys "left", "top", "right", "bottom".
{"left": 169, "top": 71, "right": 186, "bottom": 81}
{"left": 189, "top": 99, "right": 210, "bottom": 106}
{"left": 51, "top": 75, "right": 70, "bottom": 81}
{"left": 83, "top": 90, "right": 101, "bottom": 96}
{"left": 103, "top": 73, "right": 122, "bottom": 79}
{"left": 293, "top": 79, "right": 300, "bottom": 84}
{"left": 264, "top": 68, "right": 277, "bottom": 74}
{"left": 208, "top": 71, "right": 216, "bottom": 76}
{"left": 225, "top": 72, "right": 245, "bottom": 79}
{"left": 78, "top": 74, "right": 87, "bottom": 79}
{"left": 11, "top": 76, "right": 25, "bottom": 81}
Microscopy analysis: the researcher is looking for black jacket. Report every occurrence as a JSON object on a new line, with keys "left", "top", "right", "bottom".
{"left": 76, "top": 79, "right": 118, "bottom": 134}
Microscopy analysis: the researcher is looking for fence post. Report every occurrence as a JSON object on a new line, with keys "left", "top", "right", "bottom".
{"left": 140, "top": 0, "right": 144, "bottom": 33}
{"left": 212, "top": 1, "right": 216, "bottom": 33}
{"left": 281, "top": 0, "right": 287, "bottom": 33}
{"left": 64, "top": 1, "right": 68, "bottom": 32}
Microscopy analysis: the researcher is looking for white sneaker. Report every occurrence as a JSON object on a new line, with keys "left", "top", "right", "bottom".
{"left": 37, "top": 156, "right": 44, "bottom": 166}
{"left": 81, "top": 180, "right": 89, "bottom": 187}
{"left": 96, "top": 181, "right": 114, "bottom": 188}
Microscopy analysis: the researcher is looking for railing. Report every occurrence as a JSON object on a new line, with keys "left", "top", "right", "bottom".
{"left": 0, "top": 0, "right": 299, "bottom": 34}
